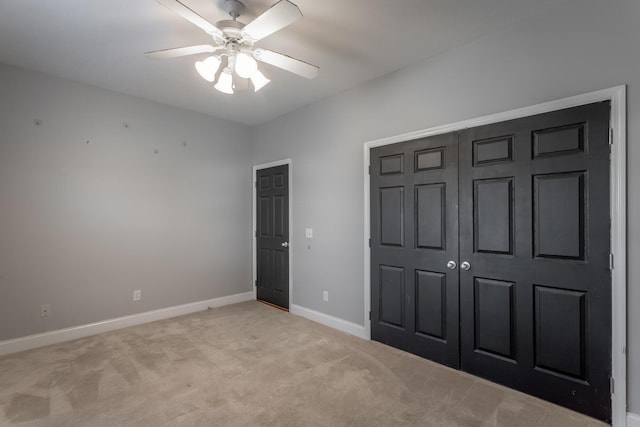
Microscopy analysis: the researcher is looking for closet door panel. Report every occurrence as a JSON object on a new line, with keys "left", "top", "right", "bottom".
{"left": 371, "top": 132, "right": 460, "bottom": 368}
{"left": 459, "top": 101, "right": 611, "bottom": 422}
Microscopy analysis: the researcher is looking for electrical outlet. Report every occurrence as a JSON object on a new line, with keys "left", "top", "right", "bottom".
{"left": 40, "top": 304, "right": 50, "bottom": 317}
{"left": 323, "top": 291, "right": 328, "bottom": 302}
{"left": 133, "top": 290, "right": 141, "bottom": 301}
{"left": 305, "top": 228, "right": 313, "bottom": 238}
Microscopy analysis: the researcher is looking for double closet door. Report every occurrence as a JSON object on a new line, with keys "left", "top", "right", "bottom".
{"left": 370, "top": 102, "right": 611, "bottom": 422}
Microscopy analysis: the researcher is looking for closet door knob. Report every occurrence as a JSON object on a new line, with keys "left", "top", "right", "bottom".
{"left": 461, "top": 261, "right": 471, "bottom": 271}
{"left": 446, "top": 260, "right": 457, "bottom": 270}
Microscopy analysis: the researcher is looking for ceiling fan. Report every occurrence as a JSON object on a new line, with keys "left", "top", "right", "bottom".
{"left": 146, "top": 0, "right": 319, "bottom": 94}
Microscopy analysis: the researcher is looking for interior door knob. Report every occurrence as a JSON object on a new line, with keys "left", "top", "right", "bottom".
{"left": 281, "top": 242, "right": 289, "bottom": 248}
{"left": 446, "top": 260, "right": 457, "bottom": 270}
{"left": 461, "top": 261, "right": 471, "bottom": 271}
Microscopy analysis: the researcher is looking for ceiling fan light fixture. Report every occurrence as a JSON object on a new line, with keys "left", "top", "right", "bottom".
{"left": 147, "top": 0, "right": 318, "bottom": 94}
{"left": 195, "top": 55, "right": 221, "bottom": 82}
{"left": 250, "top": 70, "right": 270, "bottom": 92}
{"left": 235, "top": 52, "right": 258, "bottom": 78}
{"left": 214, "top": 68, "right": 234, "bottom": 94}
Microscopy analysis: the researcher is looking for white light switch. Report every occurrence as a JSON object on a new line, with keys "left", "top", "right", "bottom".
{"left": 305, "top": 228, "right": 313, "bottom": 238}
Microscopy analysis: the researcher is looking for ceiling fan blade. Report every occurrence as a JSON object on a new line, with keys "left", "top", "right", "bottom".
{"left": 155, "top": 0, "right": 223, "bottom": 38}
{"left": 145, "top": 44, "right": 221, "bottom": 59}
{"left": 241, "top": 0, "right": 302, "bottom": 43}
{"left": 253, "top": 48, "right": 318, "bottom": 79}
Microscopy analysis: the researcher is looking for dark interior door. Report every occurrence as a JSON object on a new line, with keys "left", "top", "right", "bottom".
{"left": 371, "top": 133, "right": 460, "bottom": 368}
{"left": 370, "top": 101, "right": 611, "bottom": 422}
{"left": 458, "top": 101, "right": 611, "bottom": 421}
{"left": 256, "top": 165, "right": 289, "bottom": 310}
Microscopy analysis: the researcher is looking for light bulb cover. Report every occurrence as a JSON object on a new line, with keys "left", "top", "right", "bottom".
{"left": 195, "top": 56, "right": 221, "bottom": 82}
{"left": 235, "top": 52, "right": 258, "bottom": 78}
{"left": 214, "top": 69, "right": 234, "bottom": 94}
{"left": 250, "top": 70, "right": 270, "bottom": 92}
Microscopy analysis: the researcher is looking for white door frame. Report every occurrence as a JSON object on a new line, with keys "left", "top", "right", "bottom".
{"left": 363, "top": 86, "right": 627, "bottom": 426}
{"left": 252, "top": 159, "right": 293, "bottom": 309}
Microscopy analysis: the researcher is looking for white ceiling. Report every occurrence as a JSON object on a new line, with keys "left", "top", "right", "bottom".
{"left": 0, "top": 0, "right": 570, "bottom": 126}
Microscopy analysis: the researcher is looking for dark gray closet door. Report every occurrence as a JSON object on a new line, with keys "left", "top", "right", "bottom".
{"left": 256, "top": 165, "right": 289, "bottom": 309}
{"left": 370, "top": 101, "right": 611, "bottom": 422}
{"left": 371, "top": 133, "right": 460, "bottom": 368}
{"left": 458, "top": 101, "right": 611, "bottom": 421}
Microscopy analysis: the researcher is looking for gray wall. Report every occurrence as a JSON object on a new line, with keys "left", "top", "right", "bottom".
{"left": 0, "top": 64, "right": 252, "bottom": 341}
{"left": 250, "top": 0, "right": 640, "bottom": 412}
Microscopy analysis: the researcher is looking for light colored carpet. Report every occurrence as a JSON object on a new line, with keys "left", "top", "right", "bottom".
{"left": 0, "top": 301, "right": 606, "bottom": 426}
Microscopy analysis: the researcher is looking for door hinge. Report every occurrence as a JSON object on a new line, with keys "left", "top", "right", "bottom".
{"left": 368, "top": 165, "right": 372, "bottom": 175}
{"left": 369, "top": 311, "right": 371, "bottom": 320}
{"left": 254, "top": 280, "right": 257, "bottom": 287}
{"left": 609, "top": 128, "right": 614, "bottom": 159}
{"left": 255, "top": 230, "right": 258, "bottom": 238}
{"left": 610, "top": 376, "right": 615, "bottom": 395}
{"left": 609, "top": 128, "right": 614, "bottom": 147}
{"left": 609, "top": 253, "right": 614, "bottom": 271}
{"left": 368, "top": 238, "right": 371, "bottom": 248}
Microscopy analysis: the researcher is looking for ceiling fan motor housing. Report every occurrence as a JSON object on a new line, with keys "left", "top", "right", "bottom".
{"left": 216, "top": 19, "right": 245, "bottom": 39}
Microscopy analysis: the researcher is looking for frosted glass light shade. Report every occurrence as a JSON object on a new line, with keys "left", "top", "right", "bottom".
{"left": 250, "top": 70, "right": 270, "bottom": 92}
{"left": 214, "top": 69, "right": 234, "bottom": 94}
{"left": 195, "top": 56, "right": 221, "bottom": 82}
{"left": 235, "top": 52, "right": 258, "bottom": 78}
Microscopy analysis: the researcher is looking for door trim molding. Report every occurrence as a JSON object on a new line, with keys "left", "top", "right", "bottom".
{"left": 363, "top": 86, "right": 627, "bottom": 426}
{"left": 252, "top": 159, "right": 293, "bottom": 309}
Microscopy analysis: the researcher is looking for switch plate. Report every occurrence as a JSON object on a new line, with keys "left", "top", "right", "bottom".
{"left": 322, "top": 291, "right": 328, "bottom": 302}
{"left": 305, "top": 228, "right": 313, "bottom": 238}
{"left": 133, "top": 290, "right": 141, "bottom": 301}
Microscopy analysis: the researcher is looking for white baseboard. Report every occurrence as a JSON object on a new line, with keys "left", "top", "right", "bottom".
{"left": 0, "top": 291, "right": 254, "bottom": 357}
{"left": 628, "top": 412, "right": 640, "bottom": 427}
{"left": 290, "top": 304, "right": 368, "bottom": 340}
